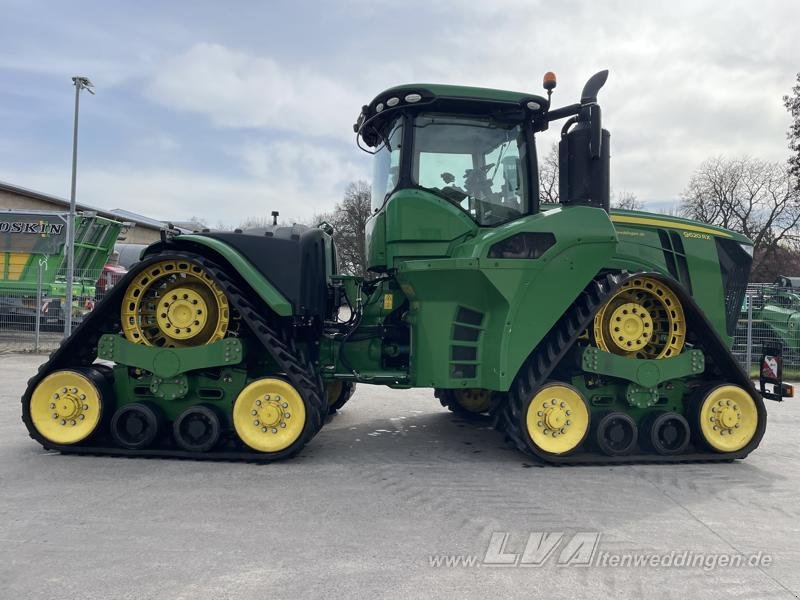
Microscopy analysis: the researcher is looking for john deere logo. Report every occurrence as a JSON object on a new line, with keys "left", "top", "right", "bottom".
{"left": 0, "top": 221, "right": 65, "bottom": 235}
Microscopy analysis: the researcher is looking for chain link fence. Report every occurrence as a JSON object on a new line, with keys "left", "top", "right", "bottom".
{"left": 733, "top": 283, "right": 800, "bottom": 378}
{"left": 0, "top": 267, "right": 116, "bottom": 354}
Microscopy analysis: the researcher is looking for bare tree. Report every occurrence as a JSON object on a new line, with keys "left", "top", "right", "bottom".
{"left": 304, "top": 181, "right": 372, "bottom": 276}
{"left": 539, "top": 143, "right": 642, "bottom": 211}
{"left": 187, "top": 216, "right": 207, "bottom": 228}
{"left": 680, "top": 156, "right": 800, "bottom": 277}
{"left": 238, "top": 215, "right": 277, "bottom": 229}
{"left": 784, "top": 72, "right": 800, "bottom": 186}
{"left": 329, "top": 181, "right": 371, "bottom": 276}
{"left": 538, "top": 143, "right": 559, "bottom": 204}
{"left": 612, "top": 190, "right": 643, "bottom": 211}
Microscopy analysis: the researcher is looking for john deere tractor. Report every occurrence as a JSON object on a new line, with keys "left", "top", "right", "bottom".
{"left": 22, "top": 70, "right": 783, "bottom": 464}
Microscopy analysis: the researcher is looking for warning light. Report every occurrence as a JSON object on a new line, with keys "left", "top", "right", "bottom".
{"left": 543, "top": 72, "right": 557, "bottom": 91}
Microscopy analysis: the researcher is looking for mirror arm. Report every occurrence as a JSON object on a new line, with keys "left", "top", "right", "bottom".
{"left": 546, "top": 103, "right": 581, "bottom": 122}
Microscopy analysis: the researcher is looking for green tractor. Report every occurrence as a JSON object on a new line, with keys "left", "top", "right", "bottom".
{"left": 1, "top": 211, "right": 125, "bottom": 330}
{"left": 736, "top": 276, "right": 800, "bottom": 367}
{"left": 22, "top": 70, "right": 784, "bottom": 464}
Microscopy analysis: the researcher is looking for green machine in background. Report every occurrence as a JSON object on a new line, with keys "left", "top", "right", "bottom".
{"left": 21, "top": 70, "right": 786, "bottom": 464}
{"left": 1, "top": 210, "right": 124, "bottom": 328}
{"left": 735, "top": 276, "right": 800, "bottom": 367}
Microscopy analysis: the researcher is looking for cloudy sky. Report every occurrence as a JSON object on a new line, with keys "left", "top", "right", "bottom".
{"left": 0, "top": 0, "right": 797, "bottom": 224}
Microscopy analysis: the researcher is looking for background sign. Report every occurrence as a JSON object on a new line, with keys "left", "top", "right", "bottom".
{"left": 0, "top": 211, "right": 68, "bottom": 255}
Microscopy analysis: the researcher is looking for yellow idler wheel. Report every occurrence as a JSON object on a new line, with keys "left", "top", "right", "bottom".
{"left": 121, "top": 258, "right": 229, "bottom": 348}
{"left": 697, "top": 385, "right": 758, "bottom": 452}
{"left": 29, "top": 370, "right": 103, "bottom": 445}
{"left": 325, "top": 381, "right": 344, "bottom": 408}
{"left": 525, "top": 383, "right": 590, "bottom": 455}
{"left": 454, "top": 388, "right": 492, "bottom": 413}
{"left": 233, "top": 378, "right": 307, "bottom": 453}
{"left": 592, "top": 276, "right": 685, "bottom": 359}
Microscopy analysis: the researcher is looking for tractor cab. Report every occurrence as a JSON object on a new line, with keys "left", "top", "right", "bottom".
{"left": 363, "top": 89, "right": 540, "bottom": 227}
{"left": 354, "top": 71, "right": 611, "bottom": 270}
{"left": 355, "top": 72, "right": 610, "bottom": 225}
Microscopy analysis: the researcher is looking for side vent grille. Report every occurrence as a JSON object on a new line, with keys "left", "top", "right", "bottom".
{"left": 658, "top": 229, "right": 693, "bottom": 294}
{"left": 450, "top": 306, "right": 484, "bottom": 379}
{"left": 716, "top": 238, "right": 752, "bottom": 336}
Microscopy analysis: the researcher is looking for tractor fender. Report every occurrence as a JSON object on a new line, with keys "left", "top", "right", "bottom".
{"left": 490, "top": 208, "right": 618, "bottom": 391}
{"left": 141, "top": 235, "right": 293, "bottom": 317}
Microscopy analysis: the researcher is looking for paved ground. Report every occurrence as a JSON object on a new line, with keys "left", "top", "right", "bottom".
{"left": 0, "top": 332, "right": 60, "bottom": 355}
{"left": 1, "top": 353, "right": 799, "bottom": 600}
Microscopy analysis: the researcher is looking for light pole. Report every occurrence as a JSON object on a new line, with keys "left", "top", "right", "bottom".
{"left": 64, "top": 75, "right": 94, "bottom": 338}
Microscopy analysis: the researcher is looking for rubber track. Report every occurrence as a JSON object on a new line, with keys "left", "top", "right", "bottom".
{"left": 495, "top": 271, "right": 768, "bottom": 465}
{"left": 20, "top": 251, "right": 327, "bottom": 462}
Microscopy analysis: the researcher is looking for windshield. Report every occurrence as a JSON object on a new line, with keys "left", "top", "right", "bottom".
{"left": 412, "top": 113, "right": 528, "bottom": 226}
{"left": 371, "top": 116, "right": 404, "bottom": 212}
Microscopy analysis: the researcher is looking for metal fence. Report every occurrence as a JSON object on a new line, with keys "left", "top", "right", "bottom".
{"left": 0, "top": 267, "right": 111, "bottom": 353}
{"left": 732, "top": 283, "right": 800, "bottom": 377}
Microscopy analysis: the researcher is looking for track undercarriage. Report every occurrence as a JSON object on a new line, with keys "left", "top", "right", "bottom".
{"left": 493, "top": 272, "right": 766, "bottom": 464}
{"left": 21, "top": 249, "right": 766, "bottom": 465}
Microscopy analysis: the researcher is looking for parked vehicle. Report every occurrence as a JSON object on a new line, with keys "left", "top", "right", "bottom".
{"left": 23, "top": 71, "right": 784, "bottom": 465}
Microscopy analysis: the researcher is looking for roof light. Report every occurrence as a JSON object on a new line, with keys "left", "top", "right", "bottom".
{"left": 404, "top": 93, "right": 422, "bottom": 103}
{"left": 386, "top": 97, "right": 400, "bottom": 107}
{"left": 376, "top": 103, "right": 384, "bottom": 112}
{"left": 543, "top": 71, "right": 557, "bottom": 91}
{"left": 526, "top": 101, "right": 541, "bottom": 110}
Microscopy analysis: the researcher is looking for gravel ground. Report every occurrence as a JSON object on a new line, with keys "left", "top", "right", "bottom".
{"left": 1, "top": 353, "right": 799, "bottom": 600}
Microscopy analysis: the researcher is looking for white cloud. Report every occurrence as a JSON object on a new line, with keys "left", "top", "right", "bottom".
{"left": 231, "top": 140, "right": 365, "bottom": 196}
{"left": 400, "top": 0, "right": 799, "bottom": 203}
{"left": 147, "top": 43, "right": 362, "bottom": 139}
{"left": 1, "top": 140, "right": 370, "bottom": 227}
{"left": 3, "top": 0, "right": 798, "bottom": 223}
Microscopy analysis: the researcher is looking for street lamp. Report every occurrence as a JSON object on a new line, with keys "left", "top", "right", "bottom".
{"left": 64, "top": 75, "right": 94, "bottom": 338}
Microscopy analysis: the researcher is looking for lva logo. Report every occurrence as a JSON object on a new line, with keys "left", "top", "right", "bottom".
{"left": 482, "top": 531, "right": 600, "bottom": 567}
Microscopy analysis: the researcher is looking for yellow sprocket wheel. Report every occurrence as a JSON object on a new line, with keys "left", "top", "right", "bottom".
{"left": 121, "top": 258, "right": 229, "bottom": 348}
{"left": 525, "top": 383, "right": 590, "bottom": 455}
{"left": 592, "top": 276, "right": 685, "bottom": 359}
{"left": 697, "top": 385, "right": 758, "bottom": 452}
{"left": 233, "top": 378, "right": 307, "bottom": 453}
{"left": 29, "top": 370, "right": 103, "bottom": 445}
{"left": 453, "top": 388, "right": 492, "bottom": 413}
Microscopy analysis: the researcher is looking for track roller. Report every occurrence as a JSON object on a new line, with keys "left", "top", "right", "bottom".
{"left": 173, "top": 405, "right": 222, "bottom": 452}
{"left": 646, "top": 411, "right": 691, "bottom": 455}
{"left": 595, "top": 412, "right": 637, "bottom": 456}
{"left": 111, "top": 403, "right": 163, "bottom": 450}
